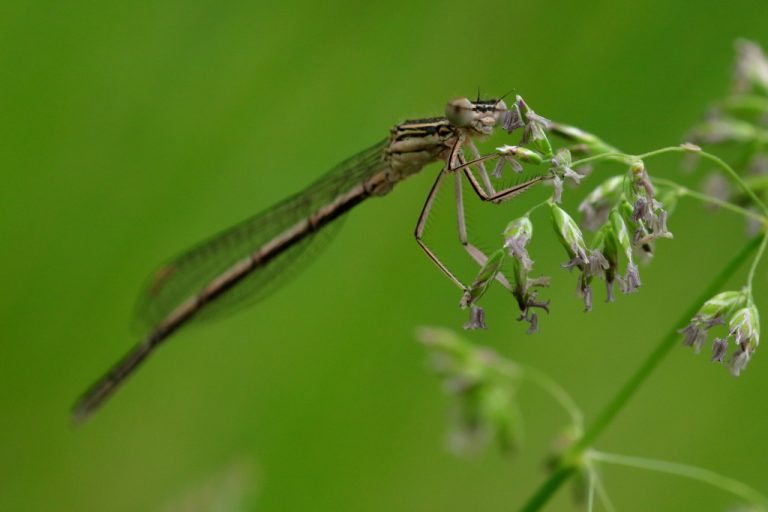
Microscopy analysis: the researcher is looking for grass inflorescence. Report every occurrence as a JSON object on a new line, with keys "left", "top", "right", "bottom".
{"left": 422, "top": 40, "right": 768, "bottom": 511}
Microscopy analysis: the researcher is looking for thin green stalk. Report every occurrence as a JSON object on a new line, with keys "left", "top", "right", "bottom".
{"left": 591, "top": 472, "right": 616, "bottom": 512}
{"left": 572, "top": 146, "right": 768, "bottom": 216}
{"left": 652, "top": 177, "right": 766, "bottom": 224}
{"left": 569, "top": 146, "right": 687, "bottom": 167}
{"left": 698, "top": 151, "right": 768, "bottom": 216}
{"left": 588, "top": 451, "right": 768, "bottom": 510}
{"left": 524, "top": 199, "right": 551, "bottom": 218}
{"left": 743, "top": 174, "right": 768, "bottom": 194}
{"left": 519, "top": 466, "right": 576, "bottom": 512}
{"left": 747, "top": 232, "right": 768, "bottom": 296}
{"left": 518, "top": 236, "right": 762, "bottom": 512}
{"left": 570, "top": 152, "right": 634, "bottom": 167}
{"left": 635, "top": 146, "right": 691, "bottom": 159}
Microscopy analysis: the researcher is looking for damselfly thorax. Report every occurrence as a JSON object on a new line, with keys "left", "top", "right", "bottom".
{"left": 73, "top": 96, "right": 546, "bottom": 421}
{"left": 376, "top": 98, "right": 510, "bottom": 194}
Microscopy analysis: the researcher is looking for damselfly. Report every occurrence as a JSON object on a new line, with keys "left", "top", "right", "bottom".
{"left": 73, "top": 96, "right": 550, "bottom": 421}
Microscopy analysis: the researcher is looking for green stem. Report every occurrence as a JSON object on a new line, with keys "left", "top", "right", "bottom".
{"left": 570, "top": 146, "right": 686, "bottom": 167}
{"left": 546, "top": 122, "right": 621, "bottom": 156}
{"left": 591, "top": 471, "right": 616, "bottom": 512}
{"left": 698, "top": 151, "right": 768, "bottom": 216}
{"left": 586, "top": 469, "right": 596, "bottom": 512}
{"left": 524, "top": 199, "right": 552, "bottom": 218}
{"left": 518, "top": 236, "right": 762, "bottom": 512}
{"left": 519, "top": 465, "right": 576, "bottom": 511}
{"left": 571, "top": 152, "right": 634, "bottom": 167}
{"left": 747, "top": 232, "right": 768, "bottom": 297}
{"left": 588, "top": 451, "right": 768, "bottom": 510}
{"left": 743, "top": 174, "right": 768, "bottom": 194}
{"left": 572, "top": 146, "right": 768, "bottom": 216}
{"left": 651, "top": 177, "right": 766, "bottom": 223}
{"left": 635, "top": 146, "right": 693, "bottom": 159}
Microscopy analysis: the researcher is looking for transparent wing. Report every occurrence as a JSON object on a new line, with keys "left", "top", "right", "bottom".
{"left": 133, "top": 139, "right": 389, "bottom": 335}
{"left": 193, "top": 219, "right": 345, "bottom": 322}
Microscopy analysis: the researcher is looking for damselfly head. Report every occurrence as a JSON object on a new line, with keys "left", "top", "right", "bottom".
{"left": 445, "top": 97, "right": 509, "bottom": 135}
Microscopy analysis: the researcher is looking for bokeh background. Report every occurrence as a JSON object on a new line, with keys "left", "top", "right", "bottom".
{"left": 2, "top": 1, "right": 767, "bottom": 510}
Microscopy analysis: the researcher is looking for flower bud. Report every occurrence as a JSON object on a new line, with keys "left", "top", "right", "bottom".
{"left": 606, "top": 209, "right": 641, "bottom": 294}
{"left": 517, "top": 96, "right": 553, "bottom": 157}
{"left": 623, "top": 161, "right": 674, "bottom": 245}
{"left": 550, "top": 148, "right": 582, "bottom": 186}
{"left": 578, "top": 176, "right": 623, "bottom": 230}
{"left": 551, "top": 175, "right": 564, "bottom": 204}
{"left": 504, "top": 217, "right": 550, "bottom": 332}
{"left": 496, "top": 145, "right": 544, "bottom": 165}
{"left": 698, "top": 291, "right": 746, "bottom": 321}
{"left": 416, "top": 327, "right": 523, "bottom": 453}
{"left": 463, "top": 305, "right": 487, "bottom": 330}
{"left": 733, "top": 39, "right": 768, "bottom": 95}
{"left": 491, "top": 157, "right": 505, "bottom": 179}
{"left": 509, "top": 254, "right": 550, "bottom": 334}
{"left": 503, "top": 217, "right": 534, "bottom": 271}
{"left": 679, "top": 291, "right": 746, "bottom": 353}
{"left": 711, "top": 338, "right": 729, "bottom": 362}
{"left": 593, "top": 226, "right": 618, "bottom": 302}
{"left": 551, "top": 204, "right": 589, "bottom": 268}
{"left": 461, "top": 249, "right": 505, "bottom": 310}
{"left": 501, "top": 101, "right": 524, "bottom": 133}
{"left": 730, "top": 348, "right": 752, "bottom": 377}
{"left": 551, "top": 147, "right": 572, "bottom": 168}
{"left": 609, "top": 210, "right": 633, "bottom": 262}
{"left": 629, "top": 160, "right": 654, "bottom": 200}
{"left": 551, "top": 204, "right": 600, "bottom": 311}
{"left": 729, "top": 305, "right": 760, "bottom": 348}
{"left": 618, "top": 199, "right": 635, "bottom": 224}
{"left": 654, "top": 185, "right": 680, "bottom": 216}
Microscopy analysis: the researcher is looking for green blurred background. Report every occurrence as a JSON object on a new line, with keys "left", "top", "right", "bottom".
{"left": 1, "top": 0, "right": 767, "bottom": 510}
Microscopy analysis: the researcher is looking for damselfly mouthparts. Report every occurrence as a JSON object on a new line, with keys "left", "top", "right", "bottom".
{"left": 73, "top": 96, "right": 550, "bottom": 421}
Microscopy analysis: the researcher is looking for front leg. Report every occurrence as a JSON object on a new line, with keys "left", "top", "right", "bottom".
{"left": 453, "top": 170, "right": 512, "bottom": 290}
{"left": 452, "top": 152, "right": 548, "bottom": 204}
{"left": 414, "top": 136, "right": 495, "bottom": 293}
{"left": 465, "top": 138, "right": 496, "bottom": 196}
{"left": 414, "top": 166, "right": 468, "bottom": 291}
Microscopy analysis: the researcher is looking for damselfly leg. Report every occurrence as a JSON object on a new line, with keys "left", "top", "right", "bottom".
{"left": 464, "top": 138, "right": 496, "bottom": 196}
{"left": 414, "top": 166, "right": 467, "bottom": 290}
{"left": 459, "top": 156, "right": 546, "bottom": 204}
{"left": 453, "top": 168, "right": 512, "bottom": 290}
{"left": 414, "top": 137, "right": 546, "bottom": 293}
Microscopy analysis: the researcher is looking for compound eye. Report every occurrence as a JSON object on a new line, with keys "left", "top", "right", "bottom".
{"left": 445, "top": 97, "right": 474, "bottom": 127}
